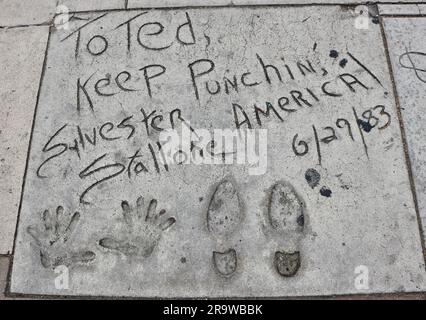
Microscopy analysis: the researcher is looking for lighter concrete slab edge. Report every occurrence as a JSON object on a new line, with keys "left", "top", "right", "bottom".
{"left": 379, "top": 4, "right": 426, "bottom": 15}
{"left": 0, "top": 26, "right": 50, "bottom": 254}
{"left": 383, "top": 17, "right": 426, "bottom": 255}
{"left": 0, "top": 0, "right": 56, "bottom": 27}
{"left": 58, "top": 0, "right": 126, "bottom": 12}
{"left": 127, "top": 0, "right": 426, "bottom": 9}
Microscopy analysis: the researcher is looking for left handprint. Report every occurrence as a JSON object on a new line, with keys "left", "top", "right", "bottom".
{"left": 27, "top": 206, "right": 96, "bottom": 269}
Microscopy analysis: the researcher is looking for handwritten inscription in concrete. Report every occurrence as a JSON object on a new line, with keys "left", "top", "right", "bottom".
{"left": 11, "top": 7, "right": 426, "bottom": 297}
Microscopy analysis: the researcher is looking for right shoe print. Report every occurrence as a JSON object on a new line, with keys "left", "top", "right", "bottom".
{"left": 207, "top": 179, "right": 243, "bottom": 277}
{"left": 268, "top": 181, "right": 305, "bottom": 277}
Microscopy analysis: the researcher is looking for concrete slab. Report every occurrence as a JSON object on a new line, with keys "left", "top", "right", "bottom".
{"left": 383, "top": 17, "right": 426, "bottom": 254}
{"left": 231, "top": 0, "right": 424, "bottom": 4}
{"left": 0, "top": 256, "right": 9, "bottom": 300}
{"left": 128, "top": 0, "right": 233, "bottom": 8}
{"left": 379, "top": 4, "right": 426, "bottom": 15}
{"left": 10, "top": 6, "right": 426, "bottom": 298}
{"left": 0, "top": 0, "right": 56, "bottom": 27}
{"left": 58, "top": 0, "right": 126, "bottom": 12}
{"left": 127, "top": 0, "right": 426, "bottom": 9}
{"left": 0, "top": 26, "right": 50, "bottom": 255}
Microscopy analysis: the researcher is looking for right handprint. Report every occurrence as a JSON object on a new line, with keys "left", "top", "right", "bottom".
{"left": 99, "top": 196, "right": 176, "bottom": 257}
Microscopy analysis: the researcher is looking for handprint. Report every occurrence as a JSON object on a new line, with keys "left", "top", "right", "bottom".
{"left": 27, "top": 206, "right": 96, "bottom": 269}
{"left": 99, "top": 196, "right": 176, "bottom": 257}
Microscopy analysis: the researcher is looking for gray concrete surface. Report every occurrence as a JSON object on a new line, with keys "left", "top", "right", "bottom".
{"left": 8, "top": 6, "right": 426, "bottom": 298}
{"left": 58, "top": 0, "right": 126, "bottom": 12}
{"left": 0, "top": 0, "right": 55, "bottom": 27}
{"left": 0, "top": 256, "right": 9, "bottom": 300}
{"left": 0, "top": 26, "right": 50, "bottom": 255}
{"left": 0, "top": 253, "right": 424, "bottom": 299}
{"left": 0, "top": 0, "right": 426, "bottom": 300}
{"left": 127, "top": 0, "right": 426, "bottom": 9}
{"left": 0, "top": 0, "right": 424, "bottom": 23}
{"left": 383, "top": 17, "right": 426, "bottom": 252}
{"left": 379, "top": 4, "right": 426, "bottom": 15}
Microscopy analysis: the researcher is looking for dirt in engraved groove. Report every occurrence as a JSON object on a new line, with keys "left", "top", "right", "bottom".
{"left": 274, "top": 251, "right": 301, "bottom": 277}
{"left": 213, "top": 249, "right": 238, "bottom": 276}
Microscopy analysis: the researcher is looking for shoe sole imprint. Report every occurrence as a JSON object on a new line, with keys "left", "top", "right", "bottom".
{"left": 268, "top": 181, "right": 305, "bottom": 277}
{"left": 207, "top": 179, "right": 243, "bottom": 277}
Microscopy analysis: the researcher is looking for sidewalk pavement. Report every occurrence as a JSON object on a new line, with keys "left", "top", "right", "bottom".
{"left": 1, "top": 0, "right": 426, "bottom": 299}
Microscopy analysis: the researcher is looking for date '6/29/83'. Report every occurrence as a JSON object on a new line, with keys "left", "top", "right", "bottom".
{"left": 292, "top": 105, "right": 392, "bottom": 165}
